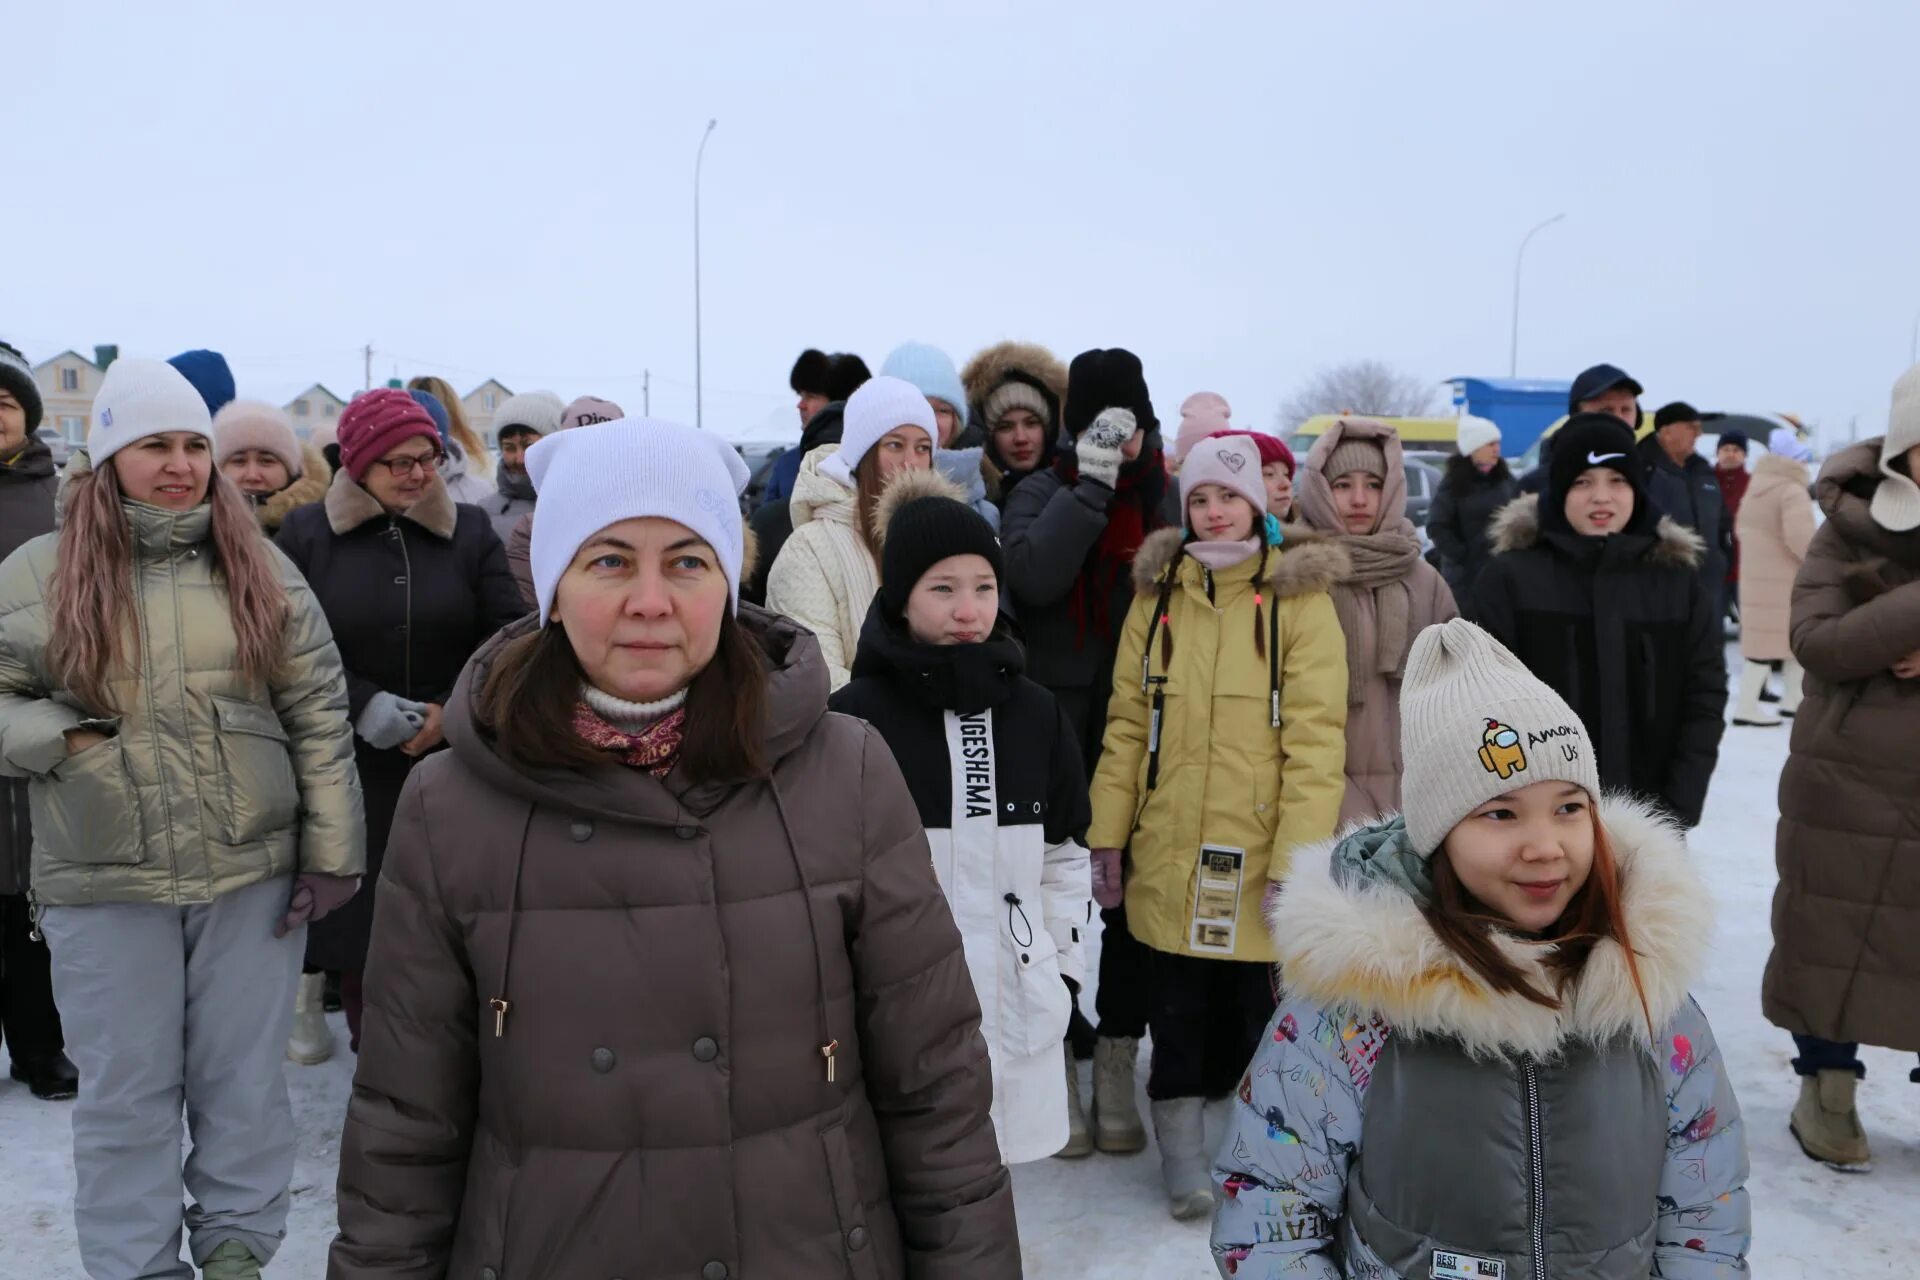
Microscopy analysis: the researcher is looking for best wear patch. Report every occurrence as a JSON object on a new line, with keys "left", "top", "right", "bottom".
{"left": 1431, "top": 1250, "right": 1504, "bottom": 1280}
{"left": 1189, "top": 844, "right": 1245, "bottom": 954}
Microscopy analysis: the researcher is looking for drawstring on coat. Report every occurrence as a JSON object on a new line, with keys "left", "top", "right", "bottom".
{"left": 489, "top": 805, "right": 537, "bottom": 1038}
{"left": 770, "top": 778, "right": 842, "bottom": 1085}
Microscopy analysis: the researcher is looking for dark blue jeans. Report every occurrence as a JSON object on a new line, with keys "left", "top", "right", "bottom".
{"left": 1792, "top": 1034, "right": 1920, "bottom": 1083}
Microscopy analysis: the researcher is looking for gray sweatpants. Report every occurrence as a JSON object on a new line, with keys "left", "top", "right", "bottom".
{"left": 40, "top": 876, "right": 303, "bottom": 1280}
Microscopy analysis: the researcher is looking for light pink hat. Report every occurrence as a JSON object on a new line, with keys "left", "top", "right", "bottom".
{"left": 1175, "top": 391, "right": 1232, "bottom": 462}
{"left": 1179, "top": 432, "right": 1266, "bottom": 515}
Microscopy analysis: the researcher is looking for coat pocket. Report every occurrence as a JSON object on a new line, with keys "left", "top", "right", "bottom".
{"left": 999, "top": 908, "right": 1072, "bottom": 1061}
{"left": 210, "top": 695, "right": 299, "bottom": 845}
{"left": 30, "top": 734, "right": 144, "bottom": 865}
{"left": 819, "top": 1121, "right": 884, "bottom": 1280}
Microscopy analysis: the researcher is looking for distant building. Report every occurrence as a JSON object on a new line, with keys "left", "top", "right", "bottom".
{"left": 32, "top": 349, "right": 110, "bottom": 444}
{"left": 461, "top": 379, "right": 514, "bottom": 447}
{"left": 284, "top": 384, "right": 348, "bottom": 440}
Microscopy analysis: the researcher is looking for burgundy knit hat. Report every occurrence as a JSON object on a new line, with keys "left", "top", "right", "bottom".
{"left": 1209, "top": 428, "right": 1295, "bottom": 477}
{"left": 338, "top": 388, "right": 442, "bottom": 482}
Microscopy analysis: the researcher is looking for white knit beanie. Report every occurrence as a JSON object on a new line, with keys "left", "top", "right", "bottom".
{"left": 492, "top": 390, "right": 565, "bottom": 440}
{"left": 819, "top": 375, "right": 936, "bottom": 488}
{"left": 1871, "top": 363, "right": 1920, "bottom": 533}
{"left": 88, "top": 357, "right": 214, "bottom": 465}
{"left": 1401, "top": 618, "right": 1603, "bottom": 856}
{"left": 1454, "top": 414, "right": 1502, "bottom": 459}
{"left": 526, "top": 419, "right": 751, "bottom": 624}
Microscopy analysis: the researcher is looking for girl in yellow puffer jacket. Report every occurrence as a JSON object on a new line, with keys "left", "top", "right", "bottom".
{"left": 1087, "top": 432, "right": 1349, "bottom": 1220}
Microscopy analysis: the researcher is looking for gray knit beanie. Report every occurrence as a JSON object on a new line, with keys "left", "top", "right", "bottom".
{"left": 1322, "top": 435, "right": 1386, "bottom": 481}
{"left": 1401, "top": 619, "right": 1602, "bottom": 856}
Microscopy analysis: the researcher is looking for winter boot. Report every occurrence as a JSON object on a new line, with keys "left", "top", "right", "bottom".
{"left": 1091, "top": 1035, "right": 1148, "bottom": 1154}
{"left": 200, "top": 1240, "right": 262, "bottom": 1280}
{"left": 1779, "top": 658, "right": 1805, "bottom": 717}
{"left": 1733, "top": 661, "right": 1782, "bottom": 726}
{"left": 1150, "top": 1098, "right": 1214, "bottom": 1220}
{"left": 1056, "top": 1046, "right": 1093, "bottom": 1158}
{"left": 287, "top": 971, "right": 334, "bottom": 1066}
{"left": 321, "top": 969, "right": 343, "bottom": 1013}
{"left": 9, "top": 1051, "right": 78, "bottom": 1100}
{"left": 1790, "top": 1070, "right": 1871, "bottom": 1170}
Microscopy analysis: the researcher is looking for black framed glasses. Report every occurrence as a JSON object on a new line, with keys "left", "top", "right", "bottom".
{"left": 375, "top": 452, "right": 443, "bottom": 478}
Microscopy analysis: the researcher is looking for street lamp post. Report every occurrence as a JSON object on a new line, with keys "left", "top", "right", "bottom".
{"left": 694, "top": 118, "right": 718, "bottom": 430}
{"left": 1510, "top": 213, "right": 1566, "bottom": 377}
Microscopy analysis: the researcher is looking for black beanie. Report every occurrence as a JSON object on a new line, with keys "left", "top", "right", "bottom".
{"left": 0, "top": 342, "right": 43, "bottom": 432}
{"left": 880, "top": 496, "right": 1003, "bottom": 616}
{"left": 1546, "top": 414, "right": 1653, "bottom": 535}
{"left": 1064, "top": 348, "right": 1156, "bottom": 438}
{"left": 790, "top": 350, "right": 872, "bottom": 402}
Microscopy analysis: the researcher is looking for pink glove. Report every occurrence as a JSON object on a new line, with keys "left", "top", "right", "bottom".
{"left": 275, "top": 873, "right": 362, "bottom": 938}
{"left": 1090, "top": 848, "right": 1125, "bottom": 910}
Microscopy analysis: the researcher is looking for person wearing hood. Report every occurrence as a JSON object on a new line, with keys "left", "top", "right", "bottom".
{"left": 766, "top": 376, "right": 961, "bottom": 690}
{"left": 0, "top": 341, "right": 73, "bottom": 1102}
{"left": 167, "top": 348, "right": 237, "bottom": 417}
{"left": 406, "top": 374, "right": 495, "bottom": 494}
{"left": 504, "top": 395, "right": 624, "bottom": 609}
{"left": 329, "top": 419, "right": 1019, "bottom": 1278}
{"left": 961, "top": 340, "right": 1070, "bottom": 508}
{"left": 275, "top": 390, "right": 524, "bottom": 1056}
{"left": 212, "top": 399, "right": 332, "bottom": 535}
{"left": 830, "top": 490, "right": 1093, "bottom": 1164}
{"left": 1426, "top": 414, "right": 1520, "bottom": 600}
{"left": 743, "top": 352, "right": 873, "bottom": 605}
{"left": 1730, "top": 427, "right": 1813, "bottom": 726}
{"left": 880, "top": 341, "right": 1000, "bottom": 531}
{"left": 1212, "top": 619, "right": 1750, "bottom": 1279}
{"left": 1088, "top": 434, "right": 1349, "bottom": 1217}
{"left": 1763, "top": 364, "right": 1920, "bottom": 1171}
{"left": 402, "top": 388, "right": 490, "bottom": 507}
{"left": 482, "top": 390, "right": 564, "bottom": 541}
{"left": 1295, "top": 418, "right": 1459, "bottom": 826}
{"left": 1520, "top": 362, "right": 1643, "bottom": 495}
{"left": 1469, "top": 415, "right": 1727, "bottom": 827}
{"left": 1640, "top": 401, "right": 1730, "bottom": 599}
{"left": 0, "top": 358, "right": 365, "bottom": 1280}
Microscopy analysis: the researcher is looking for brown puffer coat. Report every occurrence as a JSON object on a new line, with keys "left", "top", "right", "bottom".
{"left": 329, "top": 609, "right": 1018, "bottom": 1280}
{"left": 1763, "top": 439, "right": 1920, "bottom": 1052}
{"left": 1735, "top": 452, "right": 1814, "bottom": 662}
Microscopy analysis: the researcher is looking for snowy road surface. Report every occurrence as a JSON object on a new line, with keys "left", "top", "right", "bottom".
{"left": 4, "top": 669, "right": 1917, "bottom": 1278}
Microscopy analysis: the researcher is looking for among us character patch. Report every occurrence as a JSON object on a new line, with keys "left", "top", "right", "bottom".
{"left": 1477, "top": 719, "right": 1526, "bottom": 779}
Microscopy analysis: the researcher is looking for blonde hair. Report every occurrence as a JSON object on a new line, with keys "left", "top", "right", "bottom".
{"left": 406, "top": 375, "right": 492, "bottom": 479}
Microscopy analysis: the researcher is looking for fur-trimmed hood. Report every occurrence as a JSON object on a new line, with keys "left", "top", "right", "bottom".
{"left": 1128, "top": 523, "right": 1352, "bottom": 600}
{"left": 959, "top": 341, "right": 1069, "bottom": 420}
{"left": 870, "top": 463, "right": 971, "bottom": 549}
{"left": 324, "top": 466, "right": 457, "bottom": 539}
{"left": 1269, "top": 794, "right": 1707, "bottom": 1059}
{"left": 1486, "top": 491, "right": 1707, "bottom": 569}
{"left": 257, "top": 442, "right": 333, "bottom": 532}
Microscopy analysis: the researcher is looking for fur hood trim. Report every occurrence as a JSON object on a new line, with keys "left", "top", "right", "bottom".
{"left": 1486, "top": 491, "right": 1708, "bottom": 569}
{"left": 1269, "top": 794, "right": 1707, "bottom": 1059}
{"left": 871, "top": 465, "right": 971, "bottom": 550}
{"left": 960, "top": 341, "right": 1069, "bottom": 416}
{"left": 258, "top": 442, "right": 333, "bottom": 532}
{"left": 1129, "top": 523, "right": 1353, "bottom": 599}
{"left": 324, "top": 467, "right": 457, "bottom": 539}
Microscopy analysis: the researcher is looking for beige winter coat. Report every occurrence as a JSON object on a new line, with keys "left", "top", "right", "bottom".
{"left": 1736, "top": 453, "right": 1815, "bottom": 661}
{"left": 766, "top": 450, "right": 962, "bottom": 690}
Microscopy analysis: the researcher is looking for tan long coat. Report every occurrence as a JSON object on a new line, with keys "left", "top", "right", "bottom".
{"left": 1735, "top": 453, "right": 1814, "bottom": 661}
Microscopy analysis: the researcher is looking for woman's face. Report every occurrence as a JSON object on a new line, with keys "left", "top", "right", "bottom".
{"left": 904, "top": 553, "right": 999, "bottom": 646}
{"left": 1186, "top": 483, "right": 1258, "bottom": 542}
{"left": 1330, "top": 469, "right": 1385, "bottom": 534}
{"left": 1262, "top": 463, "right": 1293, "bottom": 519}
{"left": 930, "top": 399, "right": 961, "bottom": 448}
{"left": 113, "top": 432, "right": 212, "bottom": 510}
{"left": 872, "top": 425, "right": 933, "bottom": 481}
{"left": 552, "top": 516, "right": 730, "bottom": 703}
{"left": 220, "top": 449, "right": 291, "bottom": 499}
{"left": 1442, "top": 780, "right": 1596, "bottom": 933}
{"left": 362, "top": 437, "right": 443, "bottom": 512}
{"left": 992, "top": 409, "right": 1047, "bottom": 472}
{"left": 1470, "top": 441, "right": 1502, "bottom": 470}
{"left": 0, "top": 389, "right": 27, "bottom": 455}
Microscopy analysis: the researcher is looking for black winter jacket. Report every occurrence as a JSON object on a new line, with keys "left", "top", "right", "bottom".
{"left": 1427, "top": 460, "right": 1521, "bottom": 600}
{"left": 1468, "top": 493, "right": 1727, "bottom": 827}
{"left": 745, "top": 402, "right": 847, "bottom": 607}
{"left": 0, "top": 439, "right": 56, "bottom": 895}
{"left": 1639, "top": 436, "right": 1729, "bottom": 594}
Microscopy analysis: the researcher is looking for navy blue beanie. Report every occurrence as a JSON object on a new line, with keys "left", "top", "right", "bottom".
{"left": 408, "top": 389, "right": 452, "bottom": 444}
{"left": 166, "top": 349, "right": 236, "bottom": 416}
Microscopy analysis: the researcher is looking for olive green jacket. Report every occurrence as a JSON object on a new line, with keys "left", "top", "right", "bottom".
{"left": 0, "top": 495, "right": 364, "bottom": 906}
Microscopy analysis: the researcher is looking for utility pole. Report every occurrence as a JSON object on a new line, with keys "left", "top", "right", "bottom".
{"left": 694, "top": 118, "right": 718, "bottom": 430}
{"left": 363, "top": 343, "right": 373, "bottom": 392}
{"left": 643, "top": 369, "right": 651, "bottom": 416}
{"left": 1509, "top": 214, "right": 1566, "bottom": 376}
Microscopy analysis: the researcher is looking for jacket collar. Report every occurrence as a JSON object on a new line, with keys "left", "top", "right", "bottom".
{"left": 258, "top": 442, "right": 333, "bottom": 532}
{"left": 125, "top": 498, "right": 213, "bottom": 559}
{"left": 1129, "top": 523, "right": 1353, "bottom": 598}
{"left": 0, "top": 436, "right": 55, "bottom": 482}
{"left": 1486, "top": 492, "right": 1705, "bottom": 570}
{"left": 846, "top": 596, "right": 1024, "bottom": 716}
{"left": 1269, "top": 794, "right": 1707, "bottom": 1059}
{"left": 324, "top": 467, "right": 457, "bottom": 538}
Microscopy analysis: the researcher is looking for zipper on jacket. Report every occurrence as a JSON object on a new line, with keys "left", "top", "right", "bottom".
{"left": 388, "top": 518, "right": 414, "bottom": 697}
{"left": 1520, "top": 1054, "right": 1548, "bottom": 1279}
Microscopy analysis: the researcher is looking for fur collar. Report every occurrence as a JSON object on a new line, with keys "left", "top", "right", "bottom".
{"left": 1129, "top": 523, "right": 1352, "bottom": 599}
{"left": 871, "top": 464, "right": 970, "bottom": 548}
{"left": 1485, "top": 491, "right": 1706, "bottom": 569}
{"left": 258, "top": 442, "right": 333, "bottom": 532}
{"left": 1269, "top": 794, "right": 1707, "bottom": 1059}
{"left": 324, "top": 467, "right": 457, "bottom": 538}
{"left": 1751, "top": 452, "right": 1810, "bottom": 488}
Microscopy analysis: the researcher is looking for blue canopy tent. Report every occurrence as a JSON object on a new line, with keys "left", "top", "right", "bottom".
{"left": 1448, "top": 377, "right": 1572, "bottom": 457}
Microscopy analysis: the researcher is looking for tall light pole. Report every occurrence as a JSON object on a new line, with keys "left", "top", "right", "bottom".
{"left": 694, "top": 118, "right": 718, "bottom": 430}
{"left": 1910, "top": 308, "right": 1918, "bottom": 365}
{"left": 1510, "top": 213, "right": 1566, "bottom": 377}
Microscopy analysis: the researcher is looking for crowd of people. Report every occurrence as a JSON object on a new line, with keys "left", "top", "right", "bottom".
{"left": 0, "top": 330, "right": 1912, "bottom": 1277}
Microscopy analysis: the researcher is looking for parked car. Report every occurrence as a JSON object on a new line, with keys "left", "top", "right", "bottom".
{"left": 35, "top": 426, "right": 71, "bottom": 467}
{"left": 737, "top": 443, "right": 787, "bottom": 514}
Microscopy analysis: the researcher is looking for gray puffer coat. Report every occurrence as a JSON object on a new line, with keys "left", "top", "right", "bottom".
{"left": 1212, "top": 796, "right": 1750, "bottom": 1280}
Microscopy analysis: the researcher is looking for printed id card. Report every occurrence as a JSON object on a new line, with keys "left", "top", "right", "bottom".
{"left": 1189, "top": 844, "right": 1245, "bottom": 954}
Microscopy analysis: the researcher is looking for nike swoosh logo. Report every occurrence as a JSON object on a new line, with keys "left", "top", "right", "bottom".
{"left": 1587, "top": 452, "right": 1625, "bottom": 464}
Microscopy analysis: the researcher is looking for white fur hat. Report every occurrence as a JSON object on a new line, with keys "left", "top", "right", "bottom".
{"left": 819, "top": 376, "right": 936, "bottom": 488}
{"left": 525, "top": 419, "right": 751, "bottom": 624}
{"left": 88, "top": 357, "right": 214, "bottom": 466}
{"left": 1871, "top": 363, "right": 1920, "bottom": 533}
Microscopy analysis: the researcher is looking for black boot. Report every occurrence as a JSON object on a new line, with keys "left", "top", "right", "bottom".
{"left": 322, "top": 969, "right": 343, "bottom": 1013}
{"left": 10, "top": 1051, "right": 78, "bottom": 1100}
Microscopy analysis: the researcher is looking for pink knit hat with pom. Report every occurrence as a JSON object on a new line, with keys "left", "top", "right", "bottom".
{"left": 1175, "top": 392, "right": 1232, "bottom": 462}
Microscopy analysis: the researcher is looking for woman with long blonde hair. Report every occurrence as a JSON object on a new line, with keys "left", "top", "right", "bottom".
{"left": 407, "top": 373, "right": 494, "bottom": 493}
{"left": 0, "top": 358, "right": 363, "bottom": 1280}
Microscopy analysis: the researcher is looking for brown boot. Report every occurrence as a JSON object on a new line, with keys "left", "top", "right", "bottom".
{"left": 1790, "top": 1070, "right": 1872, "bottom": 1170}
{"left": 1055, "top": 1046, "right": 1093, "bottom": 1158}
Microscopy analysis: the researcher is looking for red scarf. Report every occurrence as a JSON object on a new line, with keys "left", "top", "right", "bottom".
{"left": 571, "top": 702, "right": 686, "bottom": 776}
{"left": 1053, "top": 449, "right": 1169, "bottom": 648}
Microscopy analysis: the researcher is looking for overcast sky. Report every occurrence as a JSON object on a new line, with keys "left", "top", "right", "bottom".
{"left": 9, "top": 1, "right": 1918, "bottom": 447}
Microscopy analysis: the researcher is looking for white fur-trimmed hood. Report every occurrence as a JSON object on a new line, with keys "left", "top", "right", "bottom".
{"left": 1268, "top": 794, "right": 1707, "bottom": 1059}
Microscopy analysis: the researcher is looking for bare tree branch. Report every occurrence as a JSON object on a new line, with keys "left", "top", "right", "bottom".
{"left": 1277, "top": 360, "right": 1440, "bottom": 431}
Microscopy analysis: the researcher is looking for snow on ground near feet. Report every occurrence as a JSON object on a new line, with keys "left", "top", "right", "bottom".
{"left": 3, "top": 659, "right": 1917, "bottom": 1277}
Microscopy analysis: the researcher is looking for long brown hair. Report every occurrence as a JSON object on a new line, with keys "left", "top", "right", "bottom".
{"left": 853, "top": 452, "right": 892, "bottom": 558}
{"left": 49, "top": 461, "right": 289, "bottom": 716}
{"left": 406, "top": 375, "right": 491, "bottom": 477}
{"left": 478, "top": 613, "right": 770, "bottom": 784}
{"left": 1423, "top": 810, "right": 1653, "bottom": 1035}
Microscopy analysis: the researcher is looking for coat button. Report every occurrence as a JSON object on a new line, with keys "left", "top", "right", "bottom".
{"left": 675, "top": 824, "right": 697, "bottom": 840}
{"left": 692, "top": 1037, "right": 719, "bottom": 1062}
{"left": 570, "top": 820, "right": 594, "bottom": 842}
{"left": 847, "top": 1226, "right": 868, "bottom": 1251}
{"left": 702, "top": 1263, "right": 728, "bottom": 1280}
{"left": 591, "top": 1047, "right": 615, "bottom": 1073}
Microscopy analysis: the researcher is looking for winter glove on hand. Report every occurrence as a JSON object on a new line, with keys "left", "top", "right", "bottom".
{"left": 1090, "top": 847, "right": 1125, "bottom": 910}
{"left": 1075, "top": 409, "right": 1136, "bottom": 490}
{"left": 275, "top": 873, "right": 361, "bottom": 938}
{"left": 356, "top": 691, "right": 429, "bottom": 749}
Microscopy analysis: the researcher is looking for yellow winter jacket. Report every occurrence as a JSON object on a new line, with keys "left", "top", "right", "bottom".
{"left": 1088, "top": 526, "right": 1349, "bottom": 963}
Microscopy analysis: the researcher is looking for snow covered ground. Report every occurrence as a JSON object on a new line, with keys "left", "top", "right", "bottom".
{"left": 4, "top": 657, "right": 1918, "bottom": 1278}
